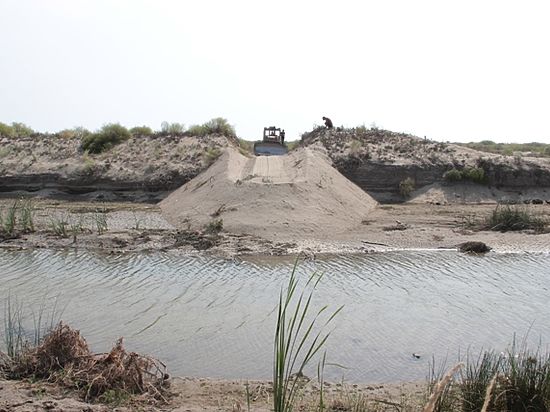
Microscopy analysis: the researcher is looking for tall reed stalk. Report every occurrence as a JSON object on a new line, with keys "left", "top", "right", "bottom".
{"left": 273, "top": 261, "right": 343, "bottom": 412}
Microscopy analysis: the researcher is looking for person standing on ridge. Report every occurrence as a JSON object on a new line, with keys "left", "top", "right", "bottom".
{"left": 322, "top": 116, "right": 333, "bottom": 129}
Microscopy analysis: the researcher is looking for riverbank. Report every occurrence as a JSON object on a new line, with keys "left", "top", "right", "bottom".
{"left": 1, "top": 198, "right": 549, "bottom": 256}
{"left": 0, "top": 376, "right": 426, "bottom": 411}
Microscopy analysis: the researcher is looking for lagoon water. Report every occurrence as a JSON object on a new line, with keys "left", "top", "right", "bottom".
{"left": 1, "top": 249, "right": 549, "bottom": 382}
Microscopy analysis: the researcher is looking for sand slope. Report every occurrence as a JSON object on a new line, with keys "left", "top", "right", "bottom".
{"left": 160, "top": 147, "right": 377, "bottom": 241}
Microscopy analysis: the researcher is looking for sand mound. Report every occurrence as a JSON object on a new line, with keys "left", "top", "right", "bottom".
{"left": 160, "top": 147, "right": 377, "bottom": 241}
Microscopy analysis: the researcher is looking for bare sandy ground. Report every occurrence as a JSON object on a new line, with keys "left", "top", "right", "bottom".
{"left": 0, "top": 377, "right": 426, "bottom": 411}
{"left": 1, "top": 199, "right": 549, "bottom": 255}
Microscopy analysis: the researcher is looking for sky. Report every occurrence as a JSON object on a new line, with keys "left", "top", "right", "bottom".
{"left": 0, "top": 0, "right": 549, "bottom": 143}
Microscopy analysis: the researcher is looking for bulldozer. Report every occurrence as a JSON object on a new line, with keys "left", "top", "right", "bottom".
{"left": 253, "top": 127, "right": 288, "bottom": 156}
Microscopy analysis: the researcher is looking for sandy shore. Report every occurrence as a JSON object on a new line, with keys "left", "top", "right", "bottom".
{"left": 0, "top": 376, "right": 427, "bottom": 412}
{"left": 1, "top": 198, "right": 548, "bottom": 256}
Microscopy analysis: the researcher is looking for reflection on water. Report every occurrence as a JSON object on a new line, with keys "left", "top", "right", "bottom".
{"left": 1, "top": 249, "right": 549, "bottom": 382}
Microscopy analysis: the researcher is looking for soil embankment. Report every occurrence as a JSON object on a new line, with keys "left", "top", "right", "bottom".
{"left": 301, "top": 128, "right": 550, "bottom": 203}
{"left": 0, "top": 134, "right": 228, "bottom": 202}
{"left": 3, "top": 129, "right": 550, "bottom": 205}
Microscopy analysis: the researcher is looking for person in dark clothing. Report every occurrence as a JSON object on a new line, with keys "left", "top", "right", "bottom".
{"left": 322, "top": 116, "right": 333, "bottom": 129}
{"left": 281, "top": 129, "right": 285, "bottom": 144}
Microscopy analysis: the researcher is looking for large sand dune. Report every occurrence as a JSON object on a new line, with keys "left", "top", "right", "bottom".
{"left": 160, "top": 147, "right": 377, "bottom": 241}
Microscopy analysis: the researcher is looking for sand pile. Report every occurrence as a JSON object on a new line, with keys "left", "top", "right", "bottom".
{"left": 160, "top": 146, "right": 377, "bottom": 241}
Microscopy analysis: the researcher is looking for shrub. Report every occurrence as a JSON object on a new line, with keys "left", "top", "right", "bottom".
{"left": 187, "top": 124, "right": 209, "bottom": 137}
{"left": 462, "top": 167, "right": 487, "bottom": 184}
{"left": 160, "top": 121, "right": 185, "bottom": 134}
{"left": 57, "top": 129, "right": 78, "bottom": 139}
{"left": 205, "top": 218, "right": 223, "bottom": 234}
{"left": 204, "top": 117, "right": 236, "bottom": 137}
{"left": 349, "top": 140, "right": 362, "bottom": 155}
{"left": 0, "top": 122, "right": 15, "bottom": 137}
{"left": 129, "top": 126, "right": 153, "bottom": 137}
{"left": 484, "top": 204, "right": 547, "bottom": 232}
{"left": 57, "top": 127, "right": 90, "bottom": 139}
{"left": 443, "top": 168, "right": 463, "bottom": 182}
{"left": 187, "top": 118, "right": 236, "bottom": 138}
{"left": 355, "top": 124, "right": 368, "bottom": 133}
{"left": 286, "top": 141, "right": 301, "bottom": 151}
{"left": 203, "top": 147, "right": 222, "bottom": 165}
{"left": 11, "top": 122, "right": 34, "bottom": 137}
{"left": 399, "top": 177, "right": 415, "bottom": 198}
{"left": 81, "top": 123, "right": 131, "bottom": 154}
{"left": 237, "top": 139, "right": 252, "bottom": 155}
{"left": 444, "top": 167, "right": 488, "bottom": 184}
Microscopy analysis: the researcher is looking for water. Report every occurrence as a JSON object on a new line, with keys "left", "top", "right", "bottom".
{"left": 1, "top": 249, "right": 549, "bottom": 383}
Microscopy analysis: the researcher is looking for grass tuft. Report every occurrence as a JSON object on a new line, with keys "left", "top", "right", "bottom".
{"left": 484, "top": 204, "right": 547, "bottom": 233}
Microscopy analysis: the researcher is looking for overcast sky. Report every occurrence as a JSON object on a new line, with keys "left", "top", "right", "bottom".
{"left": 1, "top": 0, "right": 549, "bottom": 143}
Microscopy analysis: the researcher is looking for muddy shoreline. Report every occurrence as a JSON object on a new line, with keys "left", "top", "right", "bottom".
{"left": 1, "top": 197, "right": 549, "bottom": 256}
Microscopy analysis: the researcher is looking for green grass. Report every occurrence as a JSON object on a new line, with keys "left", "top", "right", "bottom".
{"left": 49, "top": 214, "right": 70, "bottom": 238}
{"left": 93, "top": 207, "right": 108, "bottom": 235}
{"left": 273, "top": 262, "right": 343, "bottom": 412}
{"left": 0, "top": 199, "right": 36, "bottom": 236}
{"left": 428, "top": 343, "right": 550, "bottom": 412}
{"left": 484, "top": 205, "right": 547, "bottom": 233}
{"left": 2, "top": 201, "right": 18, "bottom": 235}
{"left": 460, "top": 351, "right": 501, "bottom": 412}
{"left": 19, "top": 199, "right": 35, "bottom": 232}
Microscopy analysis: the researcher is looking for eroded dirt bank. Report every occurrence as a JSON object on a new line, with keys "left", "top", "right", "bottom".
{"left": 2, "top": 129, "right": 550, "bottom": 204}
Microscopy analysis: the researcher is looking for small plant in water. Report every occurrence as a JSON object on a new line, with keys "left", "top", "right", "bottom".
{"left": 49, "top": 214, "right": 70, "bottom": 238}
{"left": 19, "top": 199, "right": 35, "bottom": 232}
{"left": 93, "top": 207, "right": 108, "bottom": 235}
{"left": 3, "top": 201, "right": 18, "bottom": 235}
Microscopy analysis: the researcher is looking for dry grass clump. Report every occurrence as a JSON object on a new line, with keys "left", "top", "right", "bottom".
{"left": 9, "top": 322, "right": 88, "bottom": 379}
{"left": 3, "top": 322, "right": 168, "bottom": 402}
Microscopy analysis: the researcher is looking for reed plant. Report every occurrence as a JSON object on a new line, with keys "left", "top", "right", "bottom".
{"left": 19, "top": 199, "right": 35, "bottom": 232}
{"left": 502, "top": 344, "right": 550, "bottom": 411}
{"left": 3, "top": 295, "right": 24, "bottom": 360}
{"left": 273, "top": 262, "right": 343, "bottom": 412}
{"left": 485, "top": 204, "right": 547, "bottom": 233}
{"left": 49, "top": 214, "right": 69, "bottom": 237}
{"left": 459, "top": 351, "right": 500, "bottom": 412}
{"left": 427, "top": 343, "right": 550, "bottom": 411}
{"left": 3, "top": 201, "right": 18, "bottom": 235}
{"left": 425, "top": 361, "right": 463, "bottom": 412}
{"left": 93, "top": 207, "right": 108, "bottom": 235}
{"left": 1, "top": 294, "right": 65, "bottom": 363}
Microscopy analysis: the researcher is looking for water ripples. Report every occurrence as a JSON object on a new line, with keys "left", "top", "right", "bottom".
{"left": 1, "top": 249, "right": 549, "bottom": 382}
